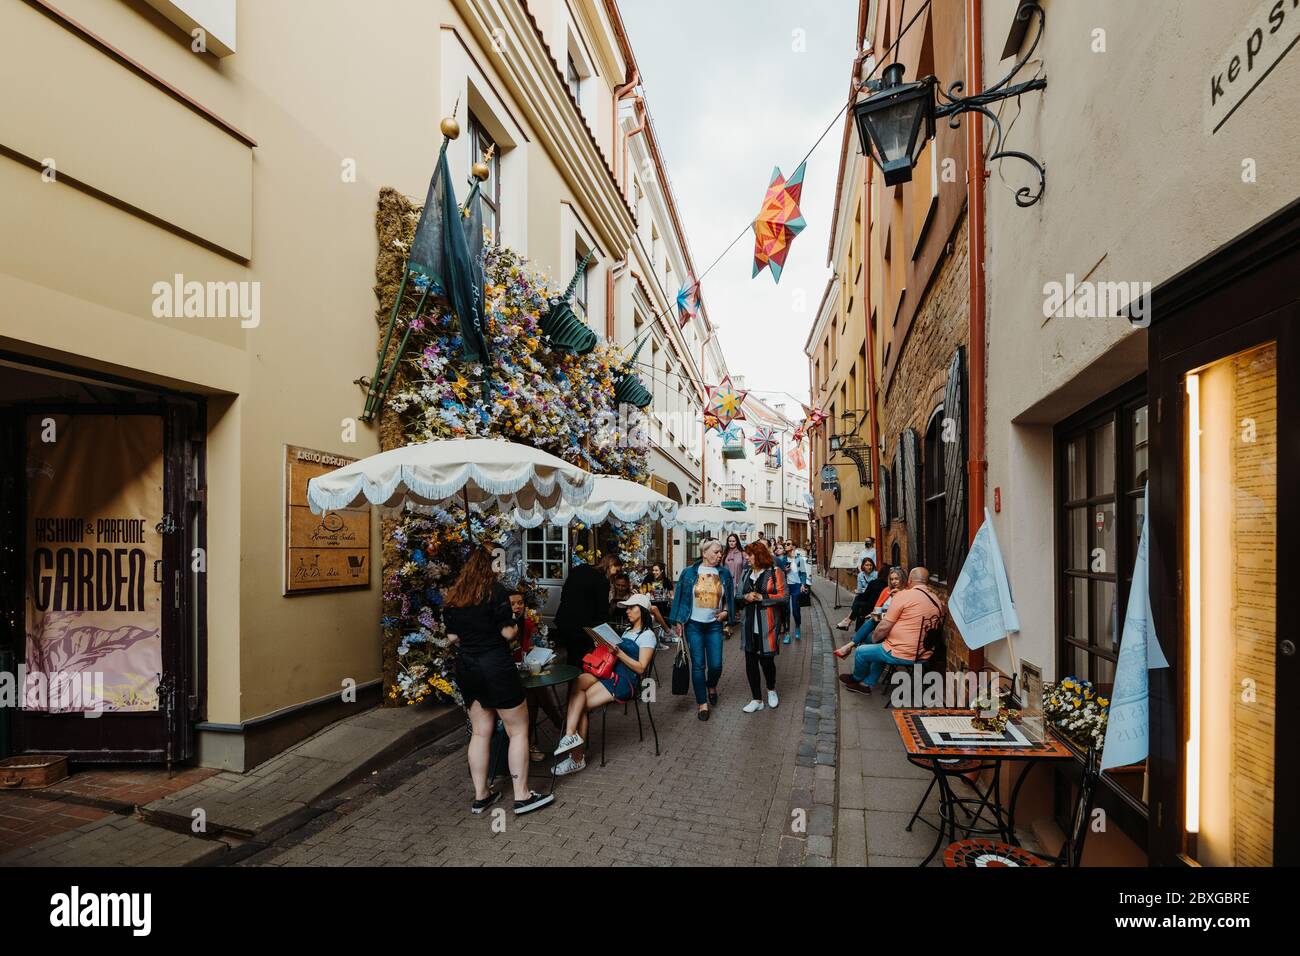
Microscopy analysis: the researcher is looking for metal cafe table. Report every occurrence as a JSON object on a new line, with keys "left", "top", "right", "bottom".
{"left": 891, "top": 708, "right": 1073, "bottom": 866}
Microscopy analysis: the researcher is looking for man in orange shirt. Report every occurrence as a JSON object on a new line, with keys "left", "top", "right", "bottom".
{"left": 839, "top": 567, "right": 944, "bottom": 696}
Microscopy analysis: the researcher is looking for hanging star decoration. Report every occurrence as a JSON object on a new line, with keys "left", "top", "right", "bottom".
{"left": 801, "top": 404, "right": 828, "bottom": 433}
{"left": 703, "top": 411, "right": 723, "bottom": 433}
{"left": 676, "top": 279, "right": 701, "bottom": 329}
{"left": 721, "top": 423, "right": 744, "bottom": 446}
{"left": 792, "top": 423, "right": 806, "bottom": 444}
{"left": 752, "top": 161, "right": 807, "bottom": 283}
{"left": 751, "top": 425, "right": 780, "bottom": 455}
{"left": 706, "top": 376, "right": 748, "bottom": 428}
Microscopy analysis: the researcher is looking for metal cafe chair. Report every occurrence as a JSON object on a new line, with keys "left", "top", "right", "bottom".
{"left": 942, "top": 746, "right": 1102, "bottom": 867}
{"left": 881, "top": 633, "right": 946, "bottom": 709}
{"left": 598, "top": 653, "right": 661, "bottom": 768}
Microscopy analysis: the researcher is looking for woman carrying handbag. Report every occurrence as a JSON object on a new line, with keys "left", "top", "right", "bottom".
{"left": 738, "top": 540, "right": 787, "bottom": 714}
{"left": 668, "top": 539, "right": 735, "bottom": 721}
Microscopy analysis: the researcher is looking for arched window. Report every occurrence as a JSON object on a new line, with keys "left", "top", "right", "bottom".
{"left": 923, "top": 406, "right": 948, "bottom": 580}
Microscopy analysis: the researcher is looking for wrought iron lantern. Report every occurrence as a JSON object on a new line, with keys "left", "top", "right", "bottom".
{"left": 852, "top": 62, "right": 935, "bottom": 187}
{"left": 852, "top": 1, "right": 1048, "bottom": 206}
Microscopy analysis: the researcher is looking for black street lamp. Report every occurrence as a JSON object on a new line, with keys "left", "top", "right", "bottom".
{"left": 852, "top": 1, "right": 1048, "bottom": 206}
{"left": 852, "top": 63, "right": 935, "bottom": 187}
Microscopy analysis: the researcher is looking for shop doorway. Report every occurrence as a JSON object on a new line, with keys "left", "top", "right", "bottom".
{"left": 1147, "top": 202, "right": 1299, "bottom": 866}
{"left": 0, "top": 359, "right": 204, "bottom": 766}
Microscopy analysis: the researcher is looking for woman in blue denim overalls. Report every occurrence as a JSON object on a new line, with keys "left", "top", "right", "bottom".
{"left": 552, "top": 594, "right": 658, "bottom": 776}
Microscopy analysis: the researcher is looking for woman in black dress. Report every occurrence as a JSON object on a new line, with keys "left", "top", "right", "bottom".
{"left": 442, "top": 547, "right": 554, "bottom": 816}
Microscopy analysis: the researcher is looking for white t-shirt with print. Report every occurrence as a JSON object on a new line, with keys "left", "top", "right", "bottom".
{"left": 690, "top": 565, "right": 724, "bottom": 622}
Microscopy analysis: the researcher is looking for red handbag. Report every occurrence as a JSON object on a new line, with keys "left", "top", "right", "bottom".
{"left": 582, "top": 643, "right": 617, "bottom": 679}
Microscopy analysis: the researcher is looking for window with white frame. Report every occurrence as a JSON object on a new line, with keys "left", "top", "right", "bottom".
{"left": 524, "top": 525, "right": 568, "bottom": 582}
{"left": 566, "top": 52, "right": 582, "bottom": 102}
{"left": 574, "top": 240, "right": 590, "bottom": 320}
{"left": 468, "top": 112, "right": 500, "bottom": 243}
{"left": 564, "top": 27, "right": 594, "bottom": 117}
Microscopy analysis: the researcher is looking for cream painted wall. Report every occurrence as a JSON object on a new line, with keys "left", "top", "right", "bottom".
{"left": 981, "top": 0, "right": 1300, "bottom": 681}
{"left": 1, "top": 0, "right": 706, "bottom": 735}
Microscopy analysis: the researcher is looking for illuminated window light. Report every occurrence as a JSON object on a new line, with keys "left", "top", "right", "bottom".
{"left": 1185, "top": 373, "right": 1201, "bottom": 835}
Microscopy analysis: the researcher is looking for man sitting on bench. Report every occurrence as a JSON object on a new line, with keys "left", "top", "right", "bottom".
{"left": 838, "top": 567, "right": 943, "bottom": 697}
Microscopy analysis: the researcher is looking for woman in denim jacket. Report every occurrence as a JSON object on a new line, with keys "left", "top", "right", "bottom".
{"left": 668, "top": 539, "right": 735, "bottom": 721}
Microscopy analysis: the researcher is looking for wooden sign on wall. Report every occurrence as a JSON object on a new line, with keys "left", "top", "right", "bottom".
{"left": 284, "top": 445, "right": 370, "bottom": 594}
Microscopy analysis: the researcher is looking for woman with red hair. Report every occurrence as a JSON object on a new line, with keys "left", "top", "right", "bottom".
{"left": 739, "top": 540, "right": 787, "bottom": 714}
{"left": 443, "top": 547, "right": 554, "bottom": 817}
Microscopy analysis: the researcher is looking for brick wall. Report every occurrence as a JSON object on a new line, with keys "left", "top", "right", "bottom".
{"left": 878, "top": 212, "right": 970, "bottom": 665}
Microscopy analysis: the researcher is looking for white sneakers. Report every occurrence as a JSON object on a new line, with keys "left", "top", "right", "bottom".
{"left": 768, "top": 690, "right": 779, "bottom": 709}
{"left": 742, "top": 699, "right": 764, "bottom": 713}
{"left": 553, "top": 733, "right": 583, "bottom": 756}
{"left": 553, "top": 755, "right": 586, "bottom": 776}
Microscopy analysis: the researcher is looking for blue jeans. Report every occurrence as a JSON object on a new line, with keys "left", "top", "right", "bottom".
{"left": 852, "top": 618, "right": 877, "bottom": 646}
{"left": 852, "top": 642, "right": 914, "bottom": 686}
{"left": 787, "top": 583, "right": 802, "bottom": 629}
{"left": 684, "top": 619, "right": 724, "bottom": 705}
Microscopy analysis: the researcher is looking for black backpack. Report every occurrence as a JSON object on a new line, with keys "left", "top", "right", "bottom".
{"left": 913, "top": 587, "right": 947, "bottom": 664}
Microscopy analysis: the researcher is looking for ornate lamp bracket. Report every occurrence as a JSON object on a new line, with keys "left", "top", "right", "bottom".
{"left": 929, "top": 1, "right": 1048, "bottom": 207}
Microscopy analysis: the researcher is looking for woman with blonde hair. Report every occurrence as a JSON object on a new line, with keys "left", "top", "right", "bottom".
{"left": 669, "top": 538, "right": 735, "bottom": 720}
{"left": 443, "top": 547, "right": 554, "bottom": 816}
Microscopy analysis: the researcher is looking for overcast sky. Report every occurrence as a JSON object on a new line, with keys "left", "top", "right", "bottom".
{"left": 620, "top": 0, "right": 859, "bottom": 409}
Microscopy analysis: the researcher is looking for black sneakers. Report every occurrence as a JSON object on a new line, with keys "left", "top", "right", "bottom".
{"left": 470, "top": 790, "right": 503, "bottom": 814}
{"left": 513, "top": 790, "right": 555, "bottom": 815}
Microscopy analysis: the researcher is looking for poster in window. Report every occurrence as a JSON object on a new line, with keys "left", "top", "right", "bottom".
{"left": 24, "top": 414, "right": 164, "bottom": 712}
{"left": 285, "top": 445, "right": 371, "bottom": 593}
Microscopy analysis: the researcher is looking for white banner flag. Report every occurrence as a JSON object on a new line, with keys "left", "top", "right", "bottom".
{"left": 948, "top": 508, "right": 1020, "bottom": 651}
{"left": 1100, "top": 484, "right": 1169, "bottom": 770}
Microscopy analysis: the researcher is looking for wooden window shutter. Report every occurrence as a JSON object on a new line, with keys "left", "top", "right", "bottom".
{"left": 943, "top": 346, "right": 969, "bottom": 576}
{"left": 879, "top": 463, "right": 891, "bottom": 524}
{"left": 892, "top": 446, "right": 902, "bottom": 530}
{"left": 901, "top": 427, "right": 920, "bottom": 566}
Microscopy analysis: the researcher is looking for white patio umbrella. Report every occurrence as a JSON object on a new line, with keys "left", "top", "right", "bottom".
{"left": 305, "top": 438, "right": 594, "bottom": 519}
{"left": 511, "top": 475, "right": 679, "bottom": 528}
{"left": 666, "top": 504, "right": 758, "bottom": 536}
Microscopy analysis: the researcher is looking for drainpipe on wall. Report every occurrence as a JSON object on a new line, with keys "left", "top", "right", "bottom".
{"left": 860, "top": 92, "right": 882, "bottom": 547}
{"left": 965, "top": 0, "right": 988, "bottom": 671}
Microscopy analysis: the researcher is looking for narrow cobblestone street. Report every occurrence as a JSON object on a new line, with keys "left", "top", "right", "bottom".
{"left": 243, "top": 601, "right": 831, "bottom": 867}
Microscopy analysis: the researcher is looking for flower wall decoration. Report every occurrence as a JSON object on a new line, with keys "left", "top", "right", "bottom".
{"left": 373, "top": 191, "right": 650, "bottom": 705}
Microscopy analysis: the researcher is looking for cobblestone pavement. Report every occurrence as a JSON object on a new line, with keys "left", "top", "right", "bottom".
{"left": 242, "top": 608, "right": 831, "bottom": 867}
